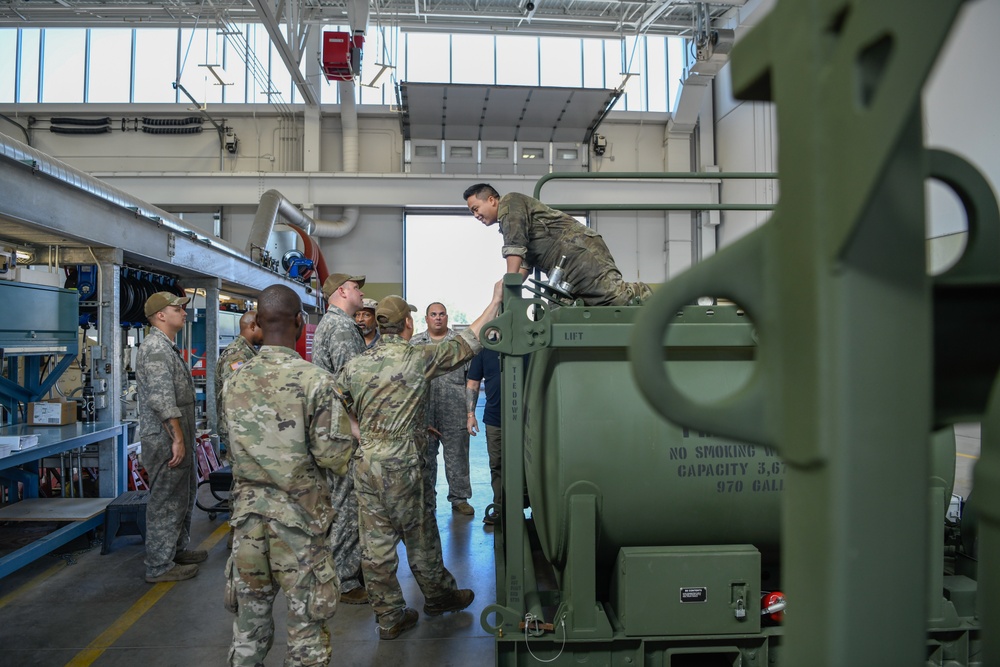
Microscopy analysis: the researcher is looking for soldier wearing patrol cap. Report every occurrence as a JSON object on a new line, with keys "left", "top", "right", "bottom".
{"left": 135, "top": 291, "right": 207, "bottom": 583}
{"left": 313, "top": 272, "right": 367, "bottom": 374}
{"left": 311, "top": 272, "right": 369, "bottom": 604}
{"left": 336, "top": 283, "right": 502, "bottom": 640}
{"left": 355, "top": 298, "right": 380, "bottom": 349}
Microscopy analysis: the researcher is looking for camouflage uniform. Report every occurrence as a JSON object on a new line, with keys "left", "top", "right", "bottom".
{"left": 215, "top": 335, "right": 258, "bottom": 446}
{"left": 223, "top": 345, "right": 355, "bottom": 667}
{"left": 135, "top": 327, "right": 197, "bottom": 579}
{"left": 337, "top": 329, "right": 482, "bottom": 631}
{"left": 410, "top": 328, "right": 471, "bottom": 510}
{"left": 310, "top": 304, "right": 366, "bottom": 596}
{"left": 313, "top": 304, "right": 365, "bottom": 374}
{"left": 497, "top": 192, "right": 652, "bottom": 306}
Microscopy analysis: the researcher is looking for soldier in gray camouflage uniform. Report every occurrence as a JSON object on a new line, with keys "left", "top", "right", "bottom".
{"left": 464, "top": 183, "right": 653, "bottom": 306}
{"left": 223, "top": 284, "right": 356, "bottom": 667}
{"left": 136, "top": 291, "right": 207, "bottom": 583}
{"left": 215, "top": 310, "right": 263, "bottom": 447}
{"left": 337, "top": 286, "right": 502, "bottom": 640}
{"left": 310, "top": 272, "right": 369, "bottom": 605}
{"left": 410, "top": 303, "right": 474, "bottom": 516}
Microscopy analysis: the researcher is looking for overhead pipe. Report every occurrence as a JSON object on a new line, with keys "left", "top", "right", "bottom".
{"left": 246, "top": 189, "right": 344, "bottom": 285}
{"left": 311, "top": 79, "right": 361, "bottom": 239}
{"left": 247, "top": 189, "right": 317, "bottom": 251}
{"left": 0, "top": 132, "right": 249, "bottom": 262}
{"left": 246, "top": 78, "right": 363, "bottom": 281}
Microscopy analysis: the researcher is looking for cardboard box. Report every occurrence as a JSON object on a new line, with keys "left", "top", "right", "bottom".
{"left": 28, "top": 400, "right": 77, "bottom": 426}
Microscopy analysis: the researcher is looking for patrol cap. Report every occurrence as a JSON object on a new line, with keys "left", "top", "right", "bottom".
{"left": 144, "top": 291, "right": 190, "bottom": 318}
{"left": 360, "top": 298, "right": 378, "bottom": 313}
{"left": 375, "top": 295, "right": 417, "bottom": 327}
{"left": 323, "top": 273, "right": 366, "bottom": 299}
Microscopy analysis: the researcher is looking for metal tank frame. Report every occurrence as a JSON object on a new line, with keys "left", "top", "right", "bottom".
{"left": 479, "top": 277, "right": 975, "bottom": 665}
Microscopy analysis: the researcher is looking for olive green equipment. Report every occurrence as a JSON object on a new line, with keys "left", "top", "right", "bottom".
{"left": 630, "top": 0, "right": 995, "bottom": 665}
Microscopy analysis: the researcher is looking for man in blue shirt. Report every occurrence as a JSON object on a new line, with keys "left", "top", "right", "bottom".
{"left": 466, "top": 349, "right": 501, "bottom": 524}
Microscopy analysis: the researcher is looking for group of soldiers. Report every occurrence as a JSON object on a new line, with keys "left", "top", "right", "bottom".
{"left": 132, "top": 184, "right": 645, "bottom": 665}
{"left": 216, "top": 275, "right": 504, "bottom": 662}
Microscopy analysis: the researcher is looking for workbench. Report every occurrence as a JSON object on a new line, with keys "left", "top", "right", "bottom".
{"left": 0, "top": 420, "right": 127, "bottom": 577}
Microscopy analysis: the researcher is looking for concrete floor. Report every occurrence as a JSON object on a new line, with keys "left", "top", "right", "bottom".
{"left": 0, "top": 421, "right": 982, "bottom": 666}
{"left": 0, "top": 428, "right": 500, "bottom": 667}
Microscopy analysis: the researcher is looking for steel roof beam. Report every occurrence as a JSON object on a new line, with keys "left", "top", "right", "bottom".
{"left": 247, "top": 0, "right": 318, "bottom": 107}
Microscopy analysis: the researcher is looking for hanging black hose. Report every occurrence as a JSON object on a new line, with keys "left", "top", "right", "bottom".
{"left": 140, "top": 126, "right": 203, "bottom": 135}
{"left": 51, "top": 117, "right": 112, "bottom": 126}
{"left": 141, "top": 116, "right": 203, "bottom": 126}
{"left": 120, "top": 269, "right": 142, "bottom": 324}
{"left": 50, "top": 126, "right": 112, "bottom": 135}
{"left": 116, "top": 267, "right": 189, "bottom": 326}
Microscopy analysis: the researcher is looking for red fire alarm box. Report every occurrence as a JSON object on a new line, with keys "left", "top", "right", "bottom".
{"left": 323, "top": 31, "right": 364, "bottom": 81}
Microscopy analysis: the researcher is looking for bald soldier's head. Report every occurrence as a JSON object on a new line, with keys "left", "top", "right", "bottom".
{"left": 239, "top": 310, "right": 264, "bottom": 347}
{"left": 256, "top": 285, "right": 303, "bottom": 349}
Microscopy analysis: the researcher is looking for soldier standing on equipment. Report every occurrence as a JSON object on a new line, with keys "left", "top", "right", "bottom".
{"left": 411, "top": 302, "right": 474, "bottom": 516}
{"left": 355, "top": 298, "right": 380, "bottom": 349}
{"left": 215, "top": 310, "right": 263, "bottom": 447}
{"left": 136, "top": 291, "right": 207, "bottom": 583}
{"left": 310, "top": 272, "right": 369, "bottom": 605}
{"left": 223, "top": 284, "right": 356, "bottom": 667}
{"left": 337, "top": 284, "right": 503, "bottom": 640}
{"left": 463, "top": 183, "right": 652, "bottom": 306}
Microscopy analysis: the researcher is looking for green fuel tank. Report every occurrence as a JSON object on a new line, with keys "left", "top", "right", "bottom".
{"left": 483, "top": 287, "right": 964, "bottom": 654}
{"left": 516, "top": 303, "right": 958, "bottom": 574}
{"left": 520, "top": 304, "right": 785, "bottom": 571}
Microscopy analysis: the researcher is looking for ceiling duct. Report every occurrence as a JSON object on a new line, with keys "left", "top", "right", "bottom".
{"left": 313, "top": 79, "right": 361, "bottom": 238}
